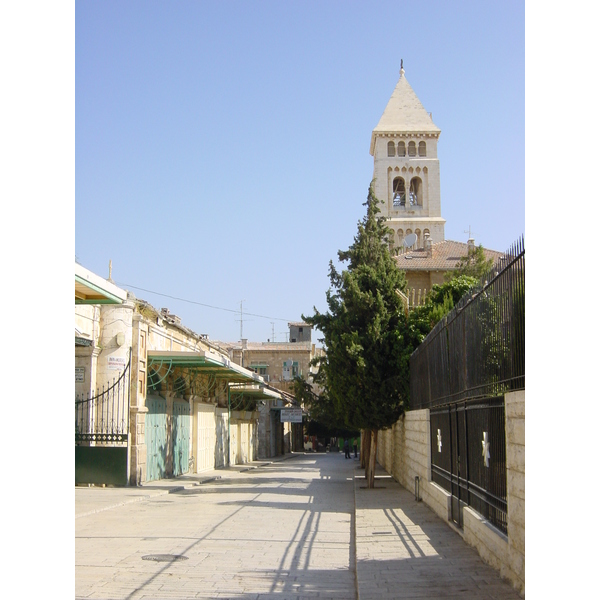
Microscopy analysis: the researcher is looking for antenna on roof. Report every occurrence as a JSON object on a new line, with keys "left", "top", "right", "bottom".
{"left": 464, "top": 226, "right": 476, "bottom": 241}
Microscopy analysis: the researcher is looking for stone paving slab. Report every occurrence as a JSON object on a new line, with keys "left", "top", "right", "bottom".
{"left": 76, "top": 454, "right": 524, "bottom": 599}
{"left": 76, "top": 453, "right": 357, "bottom": 599}
{"left": 75, "top": 456, "right": 297, "bottom": 518}
{"left": 353, "top": 466, "right": 523, "bottom": 600}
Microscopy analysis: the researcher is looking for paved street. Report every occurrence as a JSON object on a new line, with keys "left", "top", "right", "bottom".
{"left": 76, "top": 453, "right": 523, "bottom": 599}
{"left": 76, "top": 454, "right": 356, "bottom": 599}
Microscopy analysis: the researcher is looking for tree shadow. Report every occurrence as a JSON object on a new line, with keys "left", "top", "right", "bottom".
{"left": 99, "top": 454, "right": 358, "bottom": 600}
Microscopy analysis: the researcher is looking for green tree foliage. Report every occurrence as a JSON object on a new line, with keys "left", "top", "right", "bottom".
{"left": 293, "top": 375, "right": 360, "bottom": 440}
{"left": 303, "top": 184, "right": 409, "bottom": 486}
{"left": 447, "top": 244, "right": 494, "bottom": 281}
{"left": 408, "top": 275, "right": 478, "bottom": 340}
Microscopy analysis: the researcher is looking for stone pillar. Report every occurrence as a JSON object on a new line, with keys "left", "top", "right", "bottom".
{"left": 129, "top": 312, "right": 149, "bottom": 485}
{"left": 505, "top": 390, "right": 525, "bottom": 593}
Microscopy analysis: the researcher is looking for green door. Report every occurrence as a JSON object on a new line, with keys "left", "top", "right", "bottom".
{"left": 172, "top": 400, "right": 190, "bottom": 477}
{"left": 145, "top": 395, "right": 167, "bottom": 482}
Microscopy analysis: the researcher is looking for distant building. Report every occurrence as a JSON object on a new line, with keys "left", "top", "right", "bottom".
{"left": 225, "top": 322, "right": 324, "bottom": 458}
{"left": 288, "top": 321, "right": 311, "bottom": 343}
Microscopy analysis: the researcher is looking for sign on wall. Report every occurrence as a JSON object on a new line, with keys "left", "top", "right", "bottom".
{"left": 75, "top": 367, "right": 85, "bottom": 382}
{"left": 280, "top": 408, "right": 302, "bottom": 423}
{"left": 108, "top": 357, "right": 126, "bottom": 370}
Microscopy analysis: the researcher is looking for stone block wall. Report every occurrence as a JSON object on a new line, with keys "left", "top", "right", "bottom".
{"left": 377, "top": 392, "right": 525, "bottom": 596}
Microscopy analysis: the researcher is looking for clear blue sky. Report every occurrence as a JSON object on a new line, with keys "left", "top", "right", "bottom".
{"left": 74, "top": 0, "right": 525, "bottom": 344}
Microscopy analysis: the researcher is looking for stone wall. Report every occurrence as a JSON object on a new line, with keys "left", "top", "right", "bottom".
{"left": 376, "top": 391, "right": 525, "bottom": 596}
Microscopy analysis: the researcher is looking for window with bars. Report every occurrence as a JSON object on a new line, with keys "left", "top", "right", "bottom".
{"left": 408, "top": 141, "right": 417, "bottom": 157}
{"left": 387, "top": 141, "right": 396, "bottom": 157}
{"left": 418, "top": 141, "right": 426, "bottom": 157}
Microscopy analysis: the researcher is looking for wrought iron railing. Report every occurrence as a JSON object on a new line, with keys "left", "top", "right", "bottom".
{"left": 410, "top": 236, "right": 524, "bottom": 410}
{"left": 75, "top": 349, "right": 131, "bottom": 445}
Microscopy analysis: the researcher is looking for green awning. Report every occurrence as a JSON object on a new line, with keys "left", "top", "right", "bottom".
{"left": 147, "top": 350, "right": 263, "bottom": 384}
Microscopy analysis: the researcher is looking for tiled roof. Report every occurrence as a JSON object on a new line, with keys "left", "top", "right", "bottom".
{"left": 395, "top": 240, "right": 504, "bottom": 272}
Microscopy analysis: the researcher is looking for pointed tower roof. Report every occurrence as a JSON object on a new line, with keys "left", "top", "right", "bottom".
{"left": 370, "top": 67, "right": 440, "bottom": 154}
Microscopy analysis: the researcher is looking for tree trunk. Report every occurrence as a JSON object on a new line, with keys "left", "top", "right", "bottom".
{"left": 362, "top": 429, "right": 371, "bottom": 473}
{"left": 367, "top": 429, "right": 378, "bottom": 489}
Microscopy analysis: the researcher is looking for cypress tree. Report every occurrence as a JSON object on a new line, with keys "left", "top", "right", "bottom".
{"left": 304, "top": 183, "right": 409, "bottom": 488}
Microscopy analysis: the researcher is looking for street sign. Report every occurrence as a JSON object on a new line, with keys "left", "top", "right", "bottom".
{"left": 280, "top": 408, "right": 302, "bottom": 423}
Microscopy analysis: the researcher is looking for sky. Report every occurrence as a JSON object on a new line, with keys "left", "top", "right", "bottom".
{"left": 74, "top": 0, "right": 525, "bottom": 344}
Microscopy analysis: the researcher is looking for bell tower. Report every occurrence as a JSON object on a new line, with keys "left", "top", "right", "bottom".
{"left": 370, "top": 65, "right": 445, "bottom": 250}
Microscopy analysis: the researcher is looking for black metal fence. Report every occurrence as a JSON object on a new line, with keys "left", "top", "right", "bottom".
{"left": 75, "top": 350, "right": 131, "bottom": 445}
{"left": 410, "top": 236, "right": 524, "bottom": 410}
{"left": 410, "top": 236, "right": 524, "bottom": 535}
{"left": 430, "top": 398, "right": 507, "bottom": 533}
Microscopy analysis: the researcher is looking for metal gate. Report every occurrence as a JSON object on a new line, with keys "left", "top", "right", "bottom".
{"left": 145, "top": 394, "right": 167, "bottom": 482}
{"left": 172, "top": 400, "right": 190, "bottom": 477}
{"left": 430, "top": 397, "right": 507, "bottom": 534}
{"left": 75, "top": 350, "right": 131, "bottom": 485}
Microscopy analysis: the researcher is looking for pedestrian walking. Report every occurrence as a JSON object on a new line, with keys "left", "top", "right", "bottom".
{"left": 353, "top": 437, "right": 358, "bottom": 458}
{"left": 344, "top": 438, "right": 350, "bottom": 459}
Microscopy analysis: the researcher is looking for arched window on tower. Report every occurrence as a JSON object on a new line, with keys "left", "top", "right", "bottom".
{"left": 415, "top": 229, "right": 422, "bottom": 248}
{"left": 409, "top": 177, "right": 422, "bottom": 206}
{"left": 418, "top": 141, "right": 426, "bottom": 157}
{"left": 392, "top": 177, "right": 406, "bottom": 207}
{"left": 387, "top": 141, "right": 396, "bottom": 157}
{"left": 408, "top": 141, "right": 417, "bottom": 157}
{"left": 398, "top": 141, "right": 406, "bottom": 157}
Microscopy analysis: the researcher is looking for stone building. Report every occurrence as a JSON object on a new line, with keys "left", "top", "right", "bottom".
{"left": 225, "top": 322, "right": 322, "bottom": 458}
{"left": 75, "top": 263, "right": 286, "bottom": 486}
{"left": 396, "top": 239, "right": 504, "bottom": 308}
{"left": 371, "top": 67, "right": 502, "bottom": 304}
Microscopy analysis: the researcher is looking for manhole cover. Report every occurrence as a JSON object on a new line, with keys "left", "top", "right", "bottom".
{"left": 141, "top": 554, "right": 188, "bottom": 562}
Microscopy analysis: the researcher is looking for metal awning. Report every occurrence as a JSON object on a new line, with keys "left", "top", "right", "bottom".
{"left": 228, "top": 383, "right": 282, "bottom": 401}
{"left": 147, "top": 350, "right": 264, "bottom": 384}
{"left": 75, "top": 263, "right": 128, "bottom": 305}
